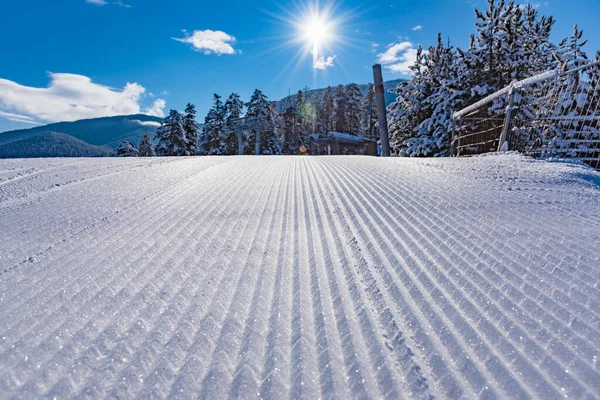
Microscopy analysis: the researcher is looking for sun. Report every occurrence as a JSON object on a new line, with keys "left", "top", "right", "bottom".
{"left": 298, "top": 11, "right": 336, "bottom": 71}
{"left": 259, "top": 0, "right": 362, "bottom": 78}
{"left": 301, "top": 15, "right": 331, "bottom": 49}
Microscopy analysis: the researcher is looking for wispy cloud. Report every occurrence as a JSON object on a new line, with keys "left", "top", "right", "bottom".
{"left": 131, "top": 119, "right": 161, "bottom": 127}
{"left": 377, "top": 41, "right": 421, "bottom": 75}
{"left": 173, "top": 29, "right": 238, "bottom": 55}
{"left": 0, "top": 111, "right": 40, "bottom": 125}
{"left": 0, "top": 73, "right": 166, "bottom": 124}
{"left": 86, "top": 0, "right": 131, "bottom": 7}
{"left": 412, "top": 25, "right": 423, "bottom": 31}
{"left": 518, "top": 1, "right": 548, "bottom": 9}
{"left": 314, "top": 55, "right": 336, "bottom": 70}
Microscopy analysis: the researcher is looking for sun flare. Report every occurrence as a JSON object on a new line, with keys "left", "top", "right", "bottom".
{"left": 260, "top": 0, "right": 358, "bottom": 77}
{"left": 302, "top": 15, "right": 331, "bottom": 49}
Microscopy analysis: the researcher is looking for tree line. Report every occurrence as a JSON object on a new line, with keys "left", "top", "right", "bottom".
{"left": 118, "top": 84, "right": 381, "bottom": 157}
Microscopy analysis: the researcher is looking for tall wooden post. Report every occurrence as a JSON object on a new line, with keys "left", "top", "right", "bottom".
{"left": 373, "top": 64, "right": 391, "bottom": 157}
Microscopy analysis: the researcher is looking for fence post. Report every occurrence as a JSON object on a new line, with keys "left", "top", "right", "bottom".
{"left": 499, "top": 85, "right": 518, "bottom": 152}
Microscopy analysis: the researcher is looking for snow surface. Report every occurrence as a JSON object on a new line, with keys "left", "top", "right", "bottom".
{"left": 1, "top": 154, "right": 600, "bottom": 399}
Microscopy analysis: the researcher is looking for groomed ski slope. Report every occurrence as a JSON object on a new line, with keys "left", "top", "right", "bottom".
{"left": 1, "top": 154, "right": 599, "bottom": 399}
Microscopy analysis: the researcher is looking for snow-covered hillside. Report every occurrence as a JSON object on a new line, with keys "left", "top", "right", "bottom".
{"left": 1, "top": 155, "right": 599, "bottom": 398}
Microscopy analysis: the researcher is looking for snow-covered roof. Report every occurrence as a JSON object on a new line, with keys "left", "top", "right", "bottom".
{"left": 310, "top": 132, "right": 376, "bottom": 145}
{"left": 329, "top": 131, "right": 376, "bottom": 144}
{"left": 1, "top": 154, "right": 599, "bottom": 398}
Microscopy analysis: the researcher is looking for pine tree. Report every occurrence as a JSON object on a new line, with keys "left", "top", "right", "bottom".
{"left": 555, "top": 25, "right": 588, "bottom": 69}
{"left": 362, "top": 83, "right": 378, "bottom": 138}
{"left": 155, "top": 110, "right": 188, "bottom": 156}
{"left": 317, "top": 86, "right": 334, "bottom": 133}
{"left": 137, "top": 132, "right": 156, "bottom": 157}
{"left": 246, "top": 90, "right": 281, "bottom": 155}
{"left": 387, "top": 46, "right": 433, "bottom": 154}
{"left": 183, "top": 103, "right": 200, "bottom": 155}
{"left": 345, "top": 83, "right": 363, "bottom": 135}
{"left": 201, "top": 94, "right": 227, "bottom": 155}
{"left": 224, "top": 93, "right": 245, "bottom": 155}
{"left": 277, "top": 105, "right": 299, "bottom": 154}
{"left": 333, "top": 85, "right": 348, "bottom": 133}
{"left": 117, "top": 141, "right": 139, "bottom": 157}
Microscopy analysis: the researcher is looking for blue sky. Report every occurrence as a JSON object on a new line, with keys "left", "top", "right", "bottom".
{"left": 0, "top": 0, "right": 598, "bottom": 132}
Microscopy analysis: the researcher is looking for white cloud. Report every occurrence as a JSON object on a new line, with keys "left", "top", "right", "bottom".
{"left": 377, "top": 42, "right": 421, "bottom": 75}
{"left": 86, "top": 0, "right": 107, "bottom": 4}
{"left": 377, "top": 41, "right": 413, "bottom": 64}
{"left": 412, "top": 25, "right": 423, "bottom": 31}
{"left": 314, "top": 55, "right": 336, "bottom": 70}
{"left": 131, "top": 120, "right": 161, "bottom": 127}
{"left": 0, "top": 73, "right": 166, "bottom": 124}
{"left": 173, "top": 29, "right": 237, "bottom": 55}
{"left": 145, "top": 99, "right": 166, "bottom": 118}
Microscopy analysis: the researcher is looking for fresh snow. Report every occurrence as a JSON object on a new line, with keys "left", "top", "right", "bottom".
{"left": 1, "top": 154, "right": 599, "bottom": 399}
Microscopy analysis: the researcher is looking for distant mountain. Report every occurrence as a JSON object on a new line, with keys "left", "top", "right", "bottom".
{"left": 278, "top": 79, "right": 404, "bottom": 110}
{"left": 0, "top": 114, "right": 162, "bottom": 150}
{"left": 0, "top": 132, "right": 111, "bottom": 158}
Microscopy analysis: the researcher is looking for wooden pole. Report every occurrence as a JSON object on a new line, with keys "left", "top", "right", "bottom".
{"left": 373, "top": 64, "right": 391, "bottom": 157}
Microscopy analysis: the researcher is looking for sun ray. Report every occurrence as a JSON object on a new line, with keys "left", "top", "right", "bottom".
{"left": 253, "top": 1, "right": 369, "bottom": 86}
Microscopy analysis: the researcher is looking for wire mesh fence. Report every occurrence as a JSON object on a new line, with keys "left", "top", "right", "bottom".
{"left": 453, "top": 61, "right": 600, "bottom": 168}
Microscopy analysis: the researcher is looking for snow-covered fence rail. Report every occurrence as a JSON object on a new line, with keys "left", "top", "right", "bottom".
{"left": 453, "top": 61, "right": 600, "bottom": 168}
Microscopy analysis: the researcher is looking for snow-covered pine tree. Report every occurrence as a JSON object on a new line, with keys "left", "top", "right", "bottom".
{"left": 317, "top": 86, "right": 334, "bottom": 133}
{"left": 555, "top": 25, "right": 588, "bottom": 70}
{"left": 472, "top": 0, "right": 521, "bottom": 90}
{"left": 361, "top": 83, "right": 378, "bottom": 138}
{"left": 155, "top": 110, "right": 188, "bottom": 156}
{"left": 295, "top": 89, "right": 304, "bottom": 125}
{"left": 403, "top": 35, "right": 466, "bottom": 156}
{"left": 387, "top": 46, "right": 434, "bottom": 155}
{"left": 201, "top": 94, "right": 227, "bottom": 155}
{"left": 246, "top": 90, "right": 281, "bottom": 155}
{"left": 504, "top": 5, "right": 556, "bottom": 151}
{"left": 333, "top": 85, "right": 348, "bottom": 133}
{"left": 345, "top": 83, "right": 363, "bottom": 135}
{"left": 277, "top": 105, "right": 299, "bottom": 154}
{"left": 117, "top": 141, "right": 139, "bottom": 157}
{"left": 183, "top": 103, "right": 200, "bottom": 155}
{"left": 225, "top": 93, "right": 245, "bottom": 155}
{"left": 521, "top": 5, "right": 555, "bottom": 76}
{"left": 137, "top": 132, "right": 156, "bottom": 157}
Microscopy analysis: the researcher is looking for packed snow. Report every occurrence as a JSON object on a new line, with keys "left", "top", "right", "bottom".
{"left": 1, "top": 154, "right": 599, "bottom": 399}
